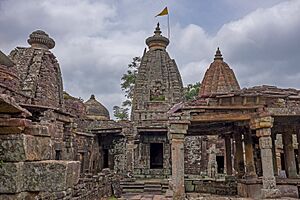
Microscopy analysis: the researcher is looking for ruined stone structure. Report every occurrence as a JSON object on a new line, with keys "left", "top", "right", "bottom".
{"left": 1, "top": 25, "right": 300, "bottom": 200}
{"left": 9, "top": 30, "right": 64, "bottom": 108}
{"left": 0, "top": 31, "right": 121, "bottom": 200}
{"left": 168, "top": 49, "right": 300, "bottom": 199}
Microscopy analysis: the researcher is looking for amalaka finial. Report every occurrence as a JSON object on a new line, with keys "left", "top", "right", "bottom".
{"left": 27, "top": 30, "right": 55, "bottom": 50}
{"left": 146, "top": 23, "right": 169, "bottom": 50}
{"left": 214, "top": 47, "right": 223, "bottom": 61}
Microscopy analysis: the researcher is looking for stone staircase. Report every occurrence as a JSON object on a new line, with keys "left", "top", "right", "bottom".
{"left": 120, "top": 179, "right": 169, "bottom": 194}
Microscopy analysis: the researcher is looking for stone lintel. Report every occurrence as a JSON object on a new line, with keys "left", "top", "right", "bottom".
{"left": 169, "top": 123, "right": 188, "bottom": 135}
{"left": 250, "top": 116, "right": 273, "bottom": 130}
{"left": 170, "top": 133, "right": 185, "bottom": 140}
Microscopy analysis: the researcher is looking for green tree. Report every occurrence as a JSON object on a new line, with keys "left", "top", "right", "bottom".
{"left": 184, "top": 82, "right": 201, "bottom": 100}
{"left": 120, "top": 56, "right": 141, "bottom": 106}
{"left": 113, "top": 106, "right": 129, "bottom": 120}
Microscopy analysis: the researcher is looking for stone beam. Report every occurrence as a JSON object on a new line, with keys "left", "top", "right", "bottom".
{"left": 191, "top": 113, "right": 251, "bottom": 122}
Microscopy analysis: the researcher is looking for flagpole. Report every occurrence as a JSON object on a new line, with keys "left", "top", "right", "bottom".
{"left": 167, "top": 13, "right": 170, "bottom": 39}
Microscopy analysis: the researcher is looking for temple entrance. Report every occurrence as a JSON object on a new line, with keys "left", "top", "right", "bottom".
{"left": 150, "top": 143, "right": 163, "bottom": 169}
{"left": 103, "top": 149, "right": 109, "bottom": 168}
{"left": 216, "top": 155, "right": 225, "bottom": 173}
{"left": 280, "top": 153, "right": 286, "bottom": 171}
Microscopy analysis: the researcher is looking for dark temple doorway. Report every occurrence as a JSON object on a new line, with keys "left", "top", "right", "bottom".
{"left": 216, "top": 155, "right": 224, "bottom": 173}
{"left": 150, "top": 143, "right": 163, "bottom": 169}
{"left": 103, "top": 149, "right": 109, "bottom": 168}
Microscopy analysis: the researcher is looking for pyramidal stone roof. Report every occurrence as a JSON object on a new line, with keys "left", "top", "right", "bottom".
{"left": 84, "top": 94, "right": 110, "bottom": 120}
{"left": 199, "top": 48, "right": 240, "bottom": 96}
{"left": 131, "top": 23, "right": 183, "bottom": 123}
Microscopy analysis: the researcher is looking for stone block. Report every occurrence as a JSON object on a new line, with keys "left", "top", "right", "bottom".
{"left": 23, "top": 160, "right": 80, "bottom": 192}
{"left": 0, "top": 162, "right": 23, "bottom": 193}
{"left": 24, "top": 124, "right": 50, "bottom": 137}
{"left": 0, "top": 192, "right": 37, "bottom": 200}
{"left": 184, "top": 180, "right": 195, "bottom": 192}
{"left": 278, "top": 185, "right": 298, "bottom": 198}
{"left": 0, "top": 134, "right": 52, "bottom": 162}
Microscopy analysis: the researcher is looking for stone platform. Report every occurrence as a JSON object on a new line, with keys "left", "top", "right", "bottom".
{"left": 117, "top": 193, "right": 300, "bottom": 200}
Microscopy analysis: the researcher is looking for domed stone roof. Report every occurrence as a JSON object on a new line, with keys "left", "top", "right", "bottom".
{"left": 84, "top": 94, "right": 110, "bottom": 120}
{"left": 199, "top": 48, "right": 240, "bottom": 96}
{"left": 27, "top": 30, "right": 55, "bottom": 50}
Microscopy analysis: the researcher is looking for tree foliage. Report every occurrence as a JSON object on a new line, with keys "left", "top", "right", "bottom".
{"left": 184, "top": 82, "right": 201, "bottom": 100}
{"left": 113, "top": 57, "right": 141, "bottom": 120}
{"left": 120, "top": 56, "right": 141, "bottom": 105}
{"left": 113, "top": 106, "right": 129, "bottom": 120}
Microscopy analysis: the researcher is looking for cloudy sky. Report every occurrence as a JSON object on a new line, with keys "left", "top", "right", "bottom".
{"left": 0, "top": 0, "right": 300, "bottom": 116}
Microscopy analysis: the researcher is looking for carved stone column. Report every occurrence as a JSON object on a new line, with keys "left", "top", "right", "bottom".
{"left": 297, "top": 129, "right": 300, "bottom": 173}
{"left": 282, "top": 130, "right": 297, "bottom": 178}
{"left": 271, "top": 132, "right": 278, "bottom": 176}
{"left": 250, "top": 116, "right": 281, "bottom": 199}
{"left": 234, "top": 128, "right": 245, "bottom": 178}
{"left": 225, "top": 134, "right": 233, "bottom": 176}
{"left": 244, "top": 129, "right": 257, "bottom": 178}
{"left": 169, "top": 122, "right": 188, "bottom": 200}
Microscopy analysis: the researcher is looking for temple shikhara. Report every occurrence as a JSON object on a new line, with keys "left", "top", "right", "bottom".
{"left": 1, "top": 24, "right": 300, "bottom": 200}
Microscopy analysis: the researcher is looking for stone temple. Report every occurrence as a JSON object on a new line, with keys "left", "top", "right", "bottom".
{"left": 1, "top": 24, "right": 300, "bottom": 200}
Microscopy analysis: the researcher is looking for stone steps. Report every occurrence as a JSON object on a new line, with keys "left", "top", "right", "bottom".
{"left": 120, "top": 179, "right": 169, "bottom": 194}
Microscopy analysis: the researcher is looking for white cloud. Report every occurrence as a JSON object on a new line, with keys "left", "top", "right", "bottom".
{"left": 0, "top": 0, "right": 299, "bottom": 117}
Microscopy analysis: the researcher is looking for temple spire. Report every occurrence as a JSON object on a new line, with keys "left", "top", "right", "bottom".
{"left": 214, "top": 47, "right": 223, "bottom": 61}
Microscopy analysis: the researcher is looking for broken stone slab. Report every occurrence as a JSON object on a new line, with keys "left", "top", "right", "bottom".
{"left": 0, "top": 118, "right": 32, "bottom": 134}
{"left": 0, "top": 134, "right": 52, "bottom": 162}
{"left": 23, "top": 160, "right": 80, "bottom": 192}
{"left": 0, "top": 94, "right": 31, "bottom": 117}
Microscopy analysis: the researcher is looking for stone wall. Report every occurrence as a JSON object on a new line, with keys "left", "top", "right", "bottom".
{"left": 185, "top": 178, "right": 237, "bottom": 196}
{"left": 184, "top": 135, "right": 225, "bottom": 176}
{"left": 0, "top": 95, "right": 121, "bottom": 200}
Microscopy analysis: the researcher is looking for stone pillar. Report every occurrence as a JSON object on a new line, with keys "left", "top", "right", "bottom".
{"left": 282, "top": 130, "right": 297, "bottom": 178}
{"left": 271, "top": 132, "right": 278, "bottom": 176}
{"left": 250, "top": 116, "right": 280, "bottom": 199}
{"left": 244, "top": 129, "right": 257, "bottom": 178}
{"left": 225, "top": 135, "right": 233, "bottom": 176}
{"left": 169, "top": 122, "right": 188, "bottom": 200}
{"left": 297, "top": 129, "right": 300, "bottom": 173}
{"left": 234, "top": 129, "right": 245, "bottom": 178}
{"left": 126, "top": 137, "right": 135, "bottom": 176}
